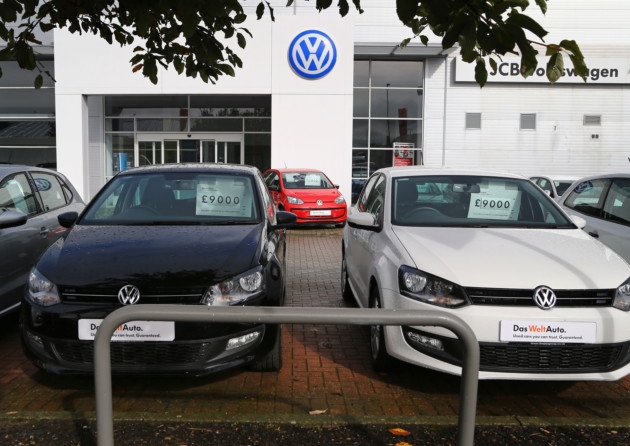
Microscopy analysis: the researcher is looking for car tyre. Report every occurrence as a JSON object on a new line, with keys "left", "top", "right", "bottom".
{"left": 340, "top": 250, "right": 354, "bottom": 303}
{"left": 370, "top": 286, "right": 396, "bottom": 372}
{"left": 250, "top": 326, "right": 282, "bottom": 372}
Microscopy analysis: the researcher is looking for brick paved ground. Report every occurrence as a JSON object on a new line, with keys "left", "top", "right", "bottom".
{"left": 1, "top": 227, "right": 630, "bottom": 427}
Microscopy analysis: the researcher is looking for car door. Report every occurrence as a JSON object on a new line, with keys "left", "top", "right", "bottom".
{"left": 263, "top": 170, "right": 282, "bottom": 208}
{"left": 562, "top": 177, "right": 630, "bottom": 263}
{"left": 345, "top": 174, "right": 386, "bottom": 307}
{"left": 0, "top": 172, "right": 43, "bottom": 313}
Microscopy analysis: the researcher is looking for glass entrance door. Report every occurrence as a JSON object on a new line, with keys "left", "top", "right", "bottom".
{"left": 202, "top": 140, "right": 241, "bottom": 164}
{"left": 137, "top": 134, "right": 242, "bottom": 166}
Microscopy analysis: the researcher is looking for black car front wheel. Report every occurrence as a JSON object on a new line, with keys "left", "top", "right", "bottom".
{"left": 250, "top": 326, "right": 282, "bottom": 372}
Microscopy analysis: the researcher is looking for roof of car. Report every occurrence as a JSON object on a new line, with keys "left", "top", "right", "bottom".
{"left": 0, "top": 164, "right": 59, "bottom": 176}
{"left": 375, "top": 166, "right": 528, "bottom": 179}
{"left": 115, "top": 163, "right": 261, "bottom": 176}
{"left": 268, "top": 168, "right": 326, "bottom": 173}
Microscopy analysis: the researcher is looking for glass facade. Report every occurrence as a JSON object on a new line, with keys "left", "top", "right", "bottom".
{"left": 104, "top": 95, "right": 272, "bottom": 178}
{"left": 352, "top": 60, "right": 424, "bottom": 202}
{"left": 0, "top": 62, "right": 57, "bottom": 168}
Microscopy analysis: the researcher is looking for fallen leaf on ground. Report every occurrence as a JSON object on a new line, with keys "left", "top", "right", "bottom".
{"left": 389, "top": 427, "right": 411, "bottom": 436}
{"left": 309, "top": 409, "right": 328, "bottom": 415}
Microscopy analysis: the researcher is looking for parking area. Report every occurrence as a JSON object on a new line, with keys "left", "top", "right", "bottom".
{"left": 1, "top": 227, "right": 630, "bottom": 426}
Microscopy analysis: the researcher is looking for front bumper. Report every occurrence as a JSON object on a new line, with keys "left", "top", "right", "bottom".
{"left": 285, "top": 206, "right": 347, "bottom": 225}
{"left": 380, "top": 288, "right": 630, "bottom": 380}
{"left": 21, "top": 303, "right": 279, "bottom": 376}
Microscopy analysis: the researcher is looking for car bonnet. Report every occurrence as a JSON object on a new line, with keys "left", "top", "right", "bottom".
{"left": 36, "top": 223, "right": 264, "bottom": 288}
{"left": 392, "top": 226, "right": 630, "bottom": 290}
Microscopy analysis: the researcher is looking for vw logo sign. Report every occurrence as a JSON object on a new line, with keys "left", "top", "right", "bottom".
{"left": 118, "top": 285, "right": 140, "bottom": 305}
{"left": 34, "top": 178, "right": 52, "bottom": 191}
{"left": 288, "top": 30, "right": 337, "bottom": 79}
{"left": 317, "top": 199, "right": 323, "bottom": 206}
{"left": 533, "top": 286, "right": 557, "bottom": 310}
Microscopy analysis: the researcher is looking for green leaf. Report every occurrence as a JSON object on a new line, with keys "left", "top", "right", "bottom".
{"left": 535, "top": 0, "right": 548, "bottom": 14}
{"left": 559, "top": 39, "right": 584, "bottom": 58}
{"left": 237, "top": 32, "right": 246, "bottom": 49}
{"left": 34, "top": 74, "right": 43, "bottom": 89}
{"left": 396, "top": 0, "right": 418, "bottom": 24}
{"left": 256, "top": 2, "right": 265, "bottom": 19}
{"left": 505, "top": 13, "right": 548, "bottom": 39}
{"left": 475, "top": 59, "right": 488, "bottom": 87}
{"left": 546, "top": 52, "right": 563, "bottom": 83}
{"left": 568, "top": 53, "right": 589, "bottom": 81}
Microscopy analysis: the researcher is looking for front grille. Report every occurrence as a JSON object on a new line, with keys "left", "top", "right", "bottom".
{"left": 60, "top": 286, "right": 205, "bottom": 305}
{"left": 404, "top": 327, "right": 630, "bottom": 373}
{"left": 466, "top": 287, "right": 615, "bottom": 307}
{"left": 479, "top": 343, "right": 624, "bottom": 373}
{"left": 51, "top": 340, "right": 216, "bottom": 367}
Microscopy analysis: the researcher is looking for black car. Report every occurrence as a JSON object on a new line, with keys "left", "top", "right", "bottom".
{"left": 21, "top": 163, "right": 296, "bottom": 376}
{"left": 1, "top": 165, "right": 85, "bottom": 318}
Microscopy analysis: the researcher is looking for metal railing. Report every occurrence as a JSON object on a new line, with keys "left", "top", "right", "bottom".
{"left": 94, "top": 305, "right": 480, "bottom": 446}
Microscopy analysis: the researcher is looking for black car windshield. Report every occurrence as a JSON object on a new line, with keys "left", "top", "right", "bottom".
{"left": 392, "top": 175, "right": 574, "bottom": 228}
{"left": 281, "top": 172, "right": 334, "bottom": 189}
{"left": 80, "top": 171, "right": 261, "bottom": 225}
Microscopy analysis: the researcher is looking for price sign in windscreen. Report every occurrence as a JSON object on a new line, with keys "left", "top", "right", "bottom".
{"left": 196, "top": 176, "right": 254, "bottom": 218}
{"left": 468, "top": 184, "right": 521, "bottom": 221}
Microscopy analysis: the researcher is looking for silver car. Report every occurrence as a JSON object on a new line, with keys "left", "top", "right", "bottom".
{"left": 559, "top": 173, "right": 630, "bottom": 264}
{"left": 0, "top": 165, "right": 85, "bottom": 317}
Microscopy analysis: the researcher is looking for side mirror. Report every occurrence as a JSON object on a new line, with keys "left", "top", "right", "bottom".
{"left": 274, "top": 210, "right": 297, "bottom": 229}
{"left": 570, "top": 214, "right": 587, "bottom": 229}
{"left": 58, "top": 211, "right": 79, "bottom": 228}
{"left": 347, "top": 211, "right": 378, "bottom": 231}
{"left": 0, "top": 209, "right": 28, "bottom": 229}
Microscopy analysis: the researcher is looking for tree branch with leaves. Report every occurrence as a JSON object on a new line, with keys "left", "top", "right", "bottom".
{"left": 0, "top": 0, "right": 587, "bottom": 88}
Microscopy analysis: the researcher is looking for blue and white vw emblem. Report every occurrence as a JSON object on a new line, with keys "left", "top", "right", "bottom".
{"left": 533, "top": 286, "right": 556, "bottom": 310}
{"left": 288, "top": 30, "right": 337, "bottom": 79}
{"left": 118, "top": 285, "right": 140, "bottom": 305}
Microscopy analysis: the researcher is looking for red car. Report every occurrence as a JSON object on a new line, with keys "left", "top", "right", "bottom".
{"left": 263, "top": 168, "right": 347, "bottom": 227}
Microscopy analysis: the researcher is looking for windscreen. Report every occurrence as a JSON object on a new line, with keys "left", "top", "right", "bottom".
{"left": 392, "top": 175, "right": 573, "bottom": 228}
{"left": 80, "top": 171, "right": 260, "bottom": 225}
{"left": 281, "top": 172, "right": 334, "bottom": 189}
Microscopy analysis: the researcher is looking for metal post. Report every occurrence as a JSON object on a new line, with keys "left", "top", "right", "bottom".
{"left": 94, "top": 305, "right": 479, "bottom": 446}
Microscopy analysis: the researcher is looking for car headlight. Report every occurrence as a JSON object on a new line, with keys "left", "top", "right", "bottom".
{"left": 398, "top": 265, "right": 470, "bottom": 308}
{"left": 613, "top": 278, "right": 630, "bottom": 311}
{"left": 27, "top": 268, "right": 61, "bottom": 307}
{"left": 286, "top": 196, "right": 304, "bottom": 205}
{"left": 334, "top": 196, "right": 346, "bottom": 204}
{"left": 201, "top": 266, "right": 264, "bottom": 306}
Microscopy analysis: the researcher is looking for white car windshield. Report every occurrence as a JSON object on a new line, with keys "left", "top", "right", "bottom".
{"left": 392, "top": 175, "right": 573, "bottom": 228}
{"left": 80, "top": 172, "right": 261, "bottom": 225}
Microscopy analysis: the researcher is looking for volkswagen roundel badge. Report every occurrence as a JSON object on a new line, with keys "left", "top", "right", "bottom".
{"left": 317, "top": 199, "right": 323, "bottom": 206}
{"left": 118, "top": 285, "right": 140, "bottom": 305}
{"left": 533, "top": 285, "right": 556, "bottom": 310}
{"left": 288, "top": 30, "right": 337, "bottom": 79}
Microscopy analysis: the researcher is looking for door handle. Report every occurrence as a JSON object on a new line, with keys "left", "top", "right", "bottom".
{"left": 39, "top": 227, "right": 50, "bottom": 237}
{"left": 588, "top": 231, "right": 599, "bottom": 238}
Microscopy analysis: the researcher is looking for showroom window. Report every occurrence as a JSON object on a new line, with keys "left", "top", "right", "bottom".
{"left": 352, "top": 59, "right": 424, "bottom": 203}
{"left": 103, "top": 95, "right": 271, "bottom": 178}
{"left": 0, "top": 61, "right": 57, "bottom": 168}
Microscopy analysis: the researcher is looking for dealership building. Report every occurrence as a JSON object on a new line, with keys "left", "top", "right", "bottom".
{"left": 1, "top": 1, "right": 629, "bottom": 203}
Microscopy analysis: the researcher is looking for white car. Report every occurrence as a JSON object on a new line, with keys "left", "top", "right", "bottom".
{"left": 341, "top": 167, "right": 630, "bottom": 381}
{"left": 529, "top": 175, "right": 580, "bottom": 201}
{"left": 559, "top": 173, "right": 630, "bottom": 264}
